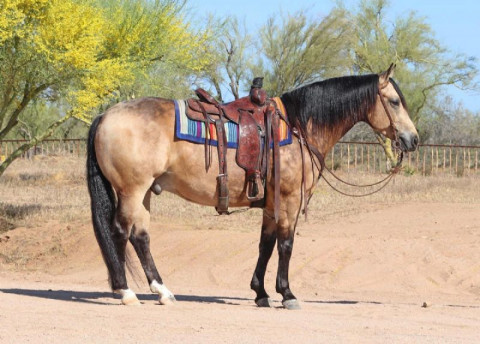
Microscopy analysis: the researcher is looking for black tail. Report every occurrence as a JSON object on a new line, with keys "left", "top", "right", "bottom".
{"left": 86, "top": 116, "right": 125, "bottom": 290}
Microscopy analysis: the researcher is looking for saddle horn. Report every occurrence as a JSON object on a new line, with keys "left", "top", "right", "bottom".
{"left": 250, "top": 77, "right": 266, "bottom": 106}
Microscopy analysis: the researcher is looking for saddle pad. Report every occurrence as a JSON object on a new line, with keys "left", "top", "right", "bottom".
{"left": 174, "top": 99, "right": 292, "bottom": 148}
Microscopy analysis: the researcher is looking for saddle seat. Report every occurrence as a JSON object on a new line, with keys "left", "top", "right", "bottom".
{"left": 184, "top": 78, "right": 282, "bottom": 218}
{"left": 186, "top": 88, "right": 267, "bottom": 124}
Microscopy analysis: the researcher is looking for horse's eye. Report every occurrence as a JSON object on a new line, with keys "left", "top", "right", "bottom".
{"left": 389, "top": 98, "right": 400, "bottom": 107}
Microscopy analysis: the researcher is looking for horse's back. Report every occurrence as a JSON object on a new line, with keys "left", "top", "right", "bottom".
{"left": 100, "top": 97, "right": 174, "bottom": 131}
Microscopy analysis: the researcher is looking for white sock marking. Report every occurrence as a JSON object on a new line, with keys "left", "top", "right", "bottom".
{"left": 116, "top": 288, "right": 136, "bottom": 299}
{"left": 150, "top": 280, "right": 174, "bottom": 299}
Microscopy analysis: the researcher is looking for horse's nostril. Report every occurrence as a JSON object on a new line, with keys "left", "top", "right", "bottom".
{"left": 413, "top": 136, "right": 419, "bottom": 147}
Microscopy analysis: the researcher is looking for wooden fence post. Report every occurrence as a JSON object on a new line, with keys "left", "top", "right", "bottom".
{"left": 450, "top": 148, "right": 452, "bottom": 175}
{"left": 476, "top": 150, "right": 478, "bottom": 173}
{"left": 347, "top": 144, "right": 350, "bottom": 172}
{"left": 367, "top": 145, "right": 370, "bottom": 172}
{"left": 455, "top": 149, "right": 458, "bottom": 176}
{"left": 443, "top": 148, "right": 446, "bottom": 172}
{"left": 361, "top": 145, "right": 364, "bottom": 171}
{"left": 422, "top": 148, "right": 426, "bottom": 175}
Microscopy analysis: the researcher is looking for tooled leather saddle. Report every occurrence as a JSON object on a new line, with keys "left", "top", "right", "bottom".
{"left": 185, "top": 77, "right": 283, "bottom": 220}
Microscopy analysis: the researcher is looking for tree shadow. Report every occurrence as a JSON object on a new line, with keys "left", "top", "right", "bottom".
{"left": 0, "top": 202, "right": 42, "bottom": 220}
{"left": 0, "top": 288, "right": 116, "bottom": 305}
{"left": 303, "top": 299, "right": 383, "bottom": 305}
{"left": 0, "top": 288, "right": 253, "bottom": 306}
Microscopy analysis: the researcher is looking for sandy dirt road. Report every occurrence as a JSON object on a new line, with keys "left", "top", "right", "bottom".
{"left": 1, "top": 202, "right": 480, "bottom": 343}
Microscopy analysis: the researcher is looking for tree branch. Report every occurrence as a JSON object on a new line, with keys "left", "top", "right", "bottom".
{"left": 414, "top": 79, "right": 463, "bottom": 122}
{"left": 0, "top": 83, "right": 49, "bottom": 140}
{"left": 0, "top": 112, "right": 72, "bottom": 176}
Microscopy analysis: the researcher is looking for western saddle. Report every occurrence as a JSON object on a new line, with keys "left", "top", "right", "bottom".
{"left": 186, "top": 78, "right": 283, "bottom": 220}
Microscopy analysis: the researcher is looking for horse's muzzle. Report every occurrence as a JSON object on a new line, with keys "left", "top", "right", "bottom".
{"left": 398, "top": 131, "right": 419, "bottom": 152}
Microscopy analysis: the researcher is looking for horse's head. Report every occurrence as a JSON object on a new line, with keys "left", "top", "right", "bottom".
{"left": 367, "top": 64, "right": 419, "bottom": 152}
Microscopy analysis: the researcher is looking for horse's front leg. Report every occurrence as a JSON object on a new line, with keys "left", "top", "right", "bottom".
{"left": 275, "top": 196, "right": 302, "bottom": 310}
{"left": 276, "top": 230, "right": 299, "bottom": 309}
{"left": 250, "top": 210, "right": 277, "bottom": 307}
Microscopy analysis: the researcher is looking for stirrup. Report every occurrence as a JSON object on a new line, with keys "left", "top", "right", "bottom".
{"left": 246, "top": 171, "right": 264, "bottom": 201}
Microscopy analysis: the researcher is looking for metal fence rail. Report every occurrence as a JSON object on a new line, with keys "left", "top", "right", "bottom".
{"left": 0, "top": 139, "right": 86, "bottom": 160}
{"left": 328, "top": 141, "right": 480, "bottom": 176}
{"left": 1, "top": 139, "right": 479, "bottom": 176}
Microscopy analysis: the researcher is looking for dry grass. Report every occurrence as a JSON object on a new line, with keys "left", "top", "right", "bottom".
{"left": 0, "top": 155, "right": 479, "bottom": 232}
{"left": 307, "top": 170, "right": 480, "bottom": 225}
{"left": 0, "top": 156, "right": 89, "bottom": 228}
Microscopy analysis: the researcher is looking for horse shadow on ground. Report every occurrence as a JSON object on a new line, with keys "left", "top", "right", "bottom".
{"left": 0, "top": 288, "right": 251, "bottom": 306}
{"left": 3, "top": 288, "right": 477, "bottom": 309}
{"left": 0, "top": 288, "right": 383, "bottom": 307}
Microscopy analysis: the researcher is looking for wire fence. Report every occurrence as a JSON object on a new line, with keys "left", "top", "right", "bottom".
{"left": 1, "top": 138, "right": 479, "bottom": 177}
{"left": 0, "top": 139, "right": 86, "bottom": 160}
{"left": 328, "top": 141, "right": 480, "bottom": 177}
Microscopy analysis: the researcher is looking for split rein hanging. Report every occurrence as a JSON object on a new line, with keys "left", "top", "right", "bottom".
{"left": 320, "top": 151, "right": 403, "bottom": 198}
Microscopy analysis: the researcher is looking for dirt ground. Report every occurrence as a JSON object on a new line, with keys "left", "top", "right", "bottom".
{"left": 1, "top": 199, "right": 479, "bottom": 343}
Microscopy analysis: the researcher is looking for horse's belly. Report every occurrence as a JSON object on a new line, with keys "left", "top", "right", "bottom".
{"left": 157, "top": 142, "right": 254, "bottom": 207}
{"left": 158, "top": 171, "right": 252, "bottom": 207}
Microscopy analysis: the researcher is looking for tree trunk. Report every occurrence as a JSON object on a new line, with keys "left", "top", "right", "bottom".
{"left": 0, "top": 114, "right": 72, "bottom": 176}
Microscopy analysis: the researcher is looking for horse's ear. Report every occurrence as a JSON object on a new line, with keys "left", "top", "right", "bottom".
{"left": 379, "top": 63, "right": 395, "bottom": 88}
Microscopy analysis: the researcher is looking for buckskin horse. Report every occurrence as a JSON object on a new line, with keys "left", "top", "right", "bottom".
{"left": 87, "top": 64, "right": 418, "bottom": 309}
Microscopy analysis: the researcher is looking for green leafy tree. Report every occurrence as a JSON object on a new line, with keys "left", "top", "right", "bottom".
{"left": 0, "top": 0, "right": 211, "bottom": 176}
{"left": 252, "top": 9, "right": 352, "bottom": 96}
{"left": 343, "top": 0, "right": 478, "bottom": 163}
{"left": 199, "top": 17, "right": 253, "bottom": 102}
{"left": 348, "top": 0, "right": 477, "bottom": 122}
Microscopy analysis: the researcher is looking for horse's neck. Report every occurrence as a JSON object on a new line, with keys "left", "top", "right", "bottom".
{"left": 310, "top": 119, "right": 360, "bottom": 156}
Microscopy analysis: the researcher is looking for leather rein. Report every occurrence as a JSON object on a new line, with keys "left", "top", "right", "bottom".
{"left": 290, "top": 84, "right": 404, "bottom": 219}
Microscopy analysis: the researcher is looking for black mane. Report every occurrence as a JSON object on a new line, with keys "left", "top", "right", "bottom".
{"left": 280, "top": 74, "right": 380, "bottom": 132}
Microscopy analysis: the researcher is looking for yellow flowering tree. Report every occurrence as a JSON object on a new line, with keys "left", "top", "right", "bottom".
{"left": 0, "top": 0, "right": 211, "bottom": 175}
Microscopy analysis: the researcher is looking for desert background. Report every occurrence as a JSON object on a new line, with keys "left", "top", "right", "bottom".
{"left": 1, "top": 155, "right": 479, "bottom": 343}
{"left": 1, "top": 0, "right": 480, "bottom": 341}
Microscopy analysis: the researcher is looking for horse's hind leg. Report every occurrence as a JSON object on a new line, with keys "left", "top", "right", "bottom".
{"left": 129, "top": 190, "right": 176, "bottom": 305}
{"left": 110, "top": 192, "right": 148, "bottom": 305}
{"left": 250, "top": 210, "right": 277, "bottom": 307}
{"left": 275, "top": 197, "right": 301, "bottom": 310}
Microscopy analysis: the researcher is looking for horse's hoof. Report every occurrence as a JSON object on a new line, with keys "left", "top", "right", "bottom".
{"left": 255, "top": 297, "right": 273, "bottom": 308}
{"left": 116, "top": 289, "right": 141, "bottom": 306}
{"left": 122, "top": 295, "right": 141, "bottom": 306}
{"left": 159, "top": 295, "right": 176, "bottom": 306}
{"left": 282, "top": 299, "right": 301, "bottom": 310}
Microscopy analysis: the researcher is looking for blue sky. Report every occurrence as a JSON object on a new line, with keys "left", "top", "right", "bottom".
{"left": 188, "top": 0, "right": 480, "bottom": 113}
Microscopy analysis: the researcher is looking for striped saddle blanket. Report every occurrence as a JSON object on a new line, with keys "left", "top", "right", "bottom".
{"left": 174, "top": 98, "right": 292, "bottom": 148}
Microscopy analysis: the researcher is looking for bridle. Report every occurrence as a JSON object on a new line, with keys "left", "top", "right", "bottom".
{"left": 377, "top": 83, "right": 403, "bottom": 153}
{"left": 291, "top": 81, "right": 405, "bottom": 220}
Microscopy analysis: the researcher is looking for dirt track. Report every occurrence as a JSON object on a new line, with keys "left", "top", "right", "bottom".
{"left": 1, "top": 202, "right": 480, "bottom": 343}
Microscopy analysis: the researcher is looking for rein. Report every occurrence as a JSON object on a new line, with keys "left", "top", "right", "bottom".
{"left": 291, "top": 84, "right": 405, "bottom": 218}
{"left": 321, "top": 86, "right": 404, "bottom": 192}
